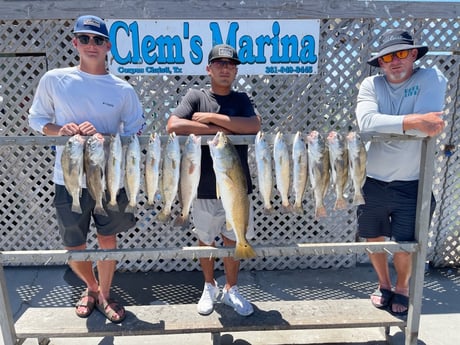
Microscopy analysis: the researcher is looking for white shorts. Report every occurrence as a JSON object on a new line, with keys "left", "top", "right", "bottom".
{"left": 191, "top": 198, "right": 255, "bottom": 245}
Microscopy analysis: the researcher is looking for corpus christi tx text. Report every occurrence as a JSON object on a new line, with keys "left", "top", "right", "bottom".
{"left": 109, "top": 21, "right": 318, "bottom": 65}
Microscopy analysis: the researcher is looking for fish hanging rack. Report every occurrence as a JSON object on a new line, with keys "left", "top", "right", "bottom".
{"left": 0, "top": 132, "right": 422, "bottom": 147}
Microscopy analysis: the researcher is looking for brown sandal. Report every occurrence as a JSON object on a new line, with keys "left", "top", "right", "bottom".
{"left": 96, "top": 298, "right": 126, "bottom": 323}
{"left": 75, "top": 289, "right": 98, "bottom": 318}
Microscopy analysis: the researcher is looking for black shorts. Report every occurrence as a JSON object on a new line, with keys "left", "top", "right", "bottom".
{"left": 357, "top": 177, "right": 436, "bottom": 241}
{"left": 54, "top": 184, "right": 136, "bottom": 247}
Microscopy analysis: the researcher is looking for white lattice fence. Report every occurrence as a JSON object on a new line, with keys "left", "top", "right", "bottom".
{"left": 1, "top": 17, "right": 458, "bottom": 271}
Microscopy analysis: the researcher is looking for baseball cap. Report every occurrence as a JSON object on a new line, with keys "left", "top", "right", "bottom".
{"left": 208, "top": 44, "right": 241, "bottom": 65}
{"left": 73, "top": 15, "right": 109, "bottom": 39}
{"left": 367, "top": 29, "right": 428, "bottom": 67}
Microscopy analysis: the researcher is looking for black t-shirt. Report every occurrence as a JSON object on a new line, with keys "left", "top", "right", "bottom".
{"left": 172, "top": 88, "right": 256, "bottom": 198}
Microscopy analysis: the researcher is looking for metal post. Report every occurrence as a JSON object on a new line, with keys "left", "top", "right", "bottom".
{"left": 0, "top": 264, "right": 17, "bottom": 345}
{"left": 405, "top": 137, "right": 436, "bottom": 345}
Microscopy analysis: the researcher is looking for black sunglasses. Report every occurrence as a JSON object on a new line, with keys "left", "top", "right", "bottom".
{"left": 76, "top": 35, "right": 107, "bottom": 46}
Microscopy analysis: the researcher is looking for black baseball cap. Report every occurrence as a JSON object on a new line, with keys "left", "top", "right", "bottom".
{"left": 208, "top": 44, "right": 241, "bottom": 65}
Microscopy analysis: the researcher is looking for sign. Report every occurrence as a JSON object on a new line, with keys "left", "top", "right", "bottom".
{"left": 106, "top": 19, "right": 320, "bottom": 75}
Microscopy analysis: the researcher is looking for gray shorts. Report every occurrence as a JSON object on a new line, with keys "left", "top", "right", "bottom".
{"left": 191, "top": 198, "right": 255, "bottom": 245}
{"left": 54, "top": 184, "right": 136, "bottom": 247}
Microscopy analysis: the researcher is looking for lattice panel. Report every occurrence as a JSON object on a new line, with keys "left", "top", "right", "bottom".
{"left": 1, "top": 17, "right": 459, "bottom": 271}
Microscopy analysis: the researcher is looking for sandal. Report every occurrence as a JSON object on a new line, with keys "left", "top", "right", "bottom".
{"left": 390, "top": 293, "right": 409, "bottom": 316}
{"left": 75, "top": 289, "right": 98, "bottom": 318}
{"left": 96, "top": 298, "right": 126, "bottom": 323}
{"left": 370, "top": 288, "right": 393, "bottom": 309}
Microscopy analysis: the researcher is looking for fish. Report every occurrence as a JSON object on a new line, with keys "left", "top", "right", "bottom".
{"left": 307, "top": 130, "right": 330, "bottom": 218}
{"left": 346, "top": 131, "right": 367, "bottom": 205}
{"left": 61, "top": 134, "right": 86, "bottom": 214}
{"left": 273, "top": 131, "right": 291, "bottom": 213}
{"left": 105, "top": 133, "right": 123, "bottom": 212}
{"left": 144, "top": 132, "right": 162, "bottom": 207}
{"left": 124, "top": 134, "right": 141, "bottom": 214}
{"left": 254, "top": 131, "right": 273, "bottom": 214}
{"left": 327, "top": 131, "right": 349, "bottom": 210}
{"left": 84, "top": 133, "right": 107, "bottom": 217}
{"left": 157, "top": 132, "right": 181, "bottom": 222}
{"left": 174, "top": 134, "right": 202, "bottom": 227}
{"left": 208, "top": 132, "right": 256, "bottom": 259}
{"left": 291, "top": 131, "right": 308, "bottom": 214}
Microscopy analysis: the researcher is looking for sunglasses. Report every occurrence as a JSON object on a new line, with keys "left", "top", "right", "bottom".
{"left": 211, "top": 60, "right": 237, "bottom": 69}
{"left": 76, "top": 35, "right": 107, "bottom": 46}
{"left": 380, "top": 50, "right": 411, "bottom": 63}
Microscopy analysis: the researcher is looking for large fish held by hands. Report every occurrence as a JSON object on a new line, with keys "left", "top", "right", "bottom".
{"left": 307, "top": 130, "right": 330, "bottom": 218}
{"left": 61, "top": 134, "right": 86, "bottom": 214}
{"left": 158, "top": 132, "right": 181, "bottom": 222}
{"left": 327, "top": 131, "right": 349, "bottom": 210}
{"left": 84, "top": 133, "right": 107, "bottom": 217}
{"left": 347, "top": 131, "right": 367, "bottom": 205}
{"left": 174, "top": 134, "right": 201, "bottom": 227}
{"left": 208, "top": 132, "right": 256, "bottom": 259}
{"left": 254, "top": 131, "right": 273, "bottom": 214}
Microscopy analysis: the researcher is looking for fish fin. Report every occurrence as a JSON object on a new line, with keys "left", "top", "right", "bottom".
{"left": 106, "top": 202, "right": 119, "bottom": 212}
{"left": 334, "top": 197, "right": 347, "bottom": 210}
{"left": 94, "top": 206, "right": 108, "bottom": 217}
{"left": 315, "top": 205, "right": 327, "bottom": 218}
{"left": 353, "top": 192, "right": 365, "bottom": 206}
{"left": 173, "top": 214, "right": 190, "bottom": 228}
{"left": 71, "top": 203, "right": 82, "bottom": 214}
{"left": 157, "top": 210, "right": 170, "bottom": 222}
{"left": 234, "top": 242, "right": 257, "bottom": 259}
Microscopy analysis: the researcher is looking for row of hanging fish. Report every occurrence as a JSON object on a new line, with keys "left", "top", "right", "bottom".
{"left": 61, "top": 132, "right": 201, "bottom": 226}
{"left": 61, "top": 131, "right": 255, "bottom": 259}
{"left": 255, "top": 130, "right": 367, "bottom": 219}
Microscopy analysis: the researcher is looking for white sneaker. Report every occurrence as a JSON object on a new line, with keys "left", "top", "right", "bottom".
{"left": 221, "top": 285, "right": 254, "bottom": 316}
{"left": 197, "top": 281, "right": 220, "bottom": 315}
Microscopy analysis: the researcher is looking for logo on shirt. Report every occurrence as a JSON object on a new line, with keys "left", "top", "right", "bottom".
{"left": 404, "top": 85, "right": 419, "bottom": 97}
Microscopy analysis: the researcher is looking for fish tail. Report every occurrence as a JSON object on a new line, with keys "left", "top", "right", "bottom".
{"left": 106, "top": 201, "right": 119, "bottom": 212}
{"left": 124, "top": 203, "right": 136, "bottom": 214}
{"left": 334, "top": 197, "right": 347, "bottom": 210}
{"left": 234, "top": 242, "right": 257, "bottom": 260}
{"left": 315, "top": 205, "right": 327, "bottom": 218}
{"left": 173, "top": 214, "right": 189, "bottom": 227}
{"left": 292, "top": 204, "right": 304, "bottom": 215}
{"left": 353, "top": 191, "right": 365, "bottom": 206}
{"left": 157, "top": 210, "right": 170, "bottom": 222}
{"left": 262, "top": 206, "right": 273, "bottom": 215}
{"left": 94, "top": 205, "right": 108, "bottom": 217}
{"left": 280, "top": 204, "right": 292, "bottom": 214}
{"left": 71, "top": 202, "right": 82, "bottom": 214}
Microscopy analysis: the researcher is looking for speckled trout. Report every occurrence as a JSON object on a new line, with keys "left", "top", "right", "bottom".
{"left": 124, "top": 135, "right": 141, "bottom": 214}
{"left": 346, "top": 131, "right": 367, "bottom": 206}
{"left": 307, "top": 130, "right": 330, "bottom": 218}
{"left": 273, "top": 131, "right": 291, "bottom": 213}
{"left": 174, "top": 134, "right": 201, "bottom": 227}
{"left": 84, "top": 133, "right": 107, "bottom": 217}
{"left": 158, "top": 132, "right": 180, "bottom": 222}
{"left": 208, "top": 132, "right": 256, "bottom": 259}
{"left": 292, "top": 131, "right": 308, "bottom": 214}
{"left": 144, "top": 132, "right": 162, "bottom": 207}
{"left": 106, "top": 133, "right": 123, "bottom": 212}
{"left": 327, "top": 131, "right": 348, "bottom": 210}
{"left": 254, "top": 131, "right": 273, "bottom": 214}
{"left": 61, "top": 134, "right": 85, "bottom": 214}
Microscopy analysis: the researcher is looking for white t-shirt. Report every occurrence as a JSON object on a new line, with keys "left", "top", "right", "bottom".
{"left": 356, "top": 67, "right": 447, "bottom": 182}
{"left": 29, "top": 66, "right": 145, "bottom": 185}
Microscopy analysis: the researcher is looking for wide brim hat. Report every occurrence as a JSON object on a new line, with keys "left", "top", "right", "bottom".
{"left": 73, "top": 15, "right": 109, "bottom": 39}
{"left": 208, "top": 44, "right": 241, "bottom": 65}
{"left": 367, "top": 29, "right": 428, "bottom": 67}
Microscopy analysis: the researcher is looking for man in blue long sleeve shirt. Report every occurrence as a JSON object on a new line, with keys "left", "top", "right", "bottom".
{"left": 355, "top": 29, "right": 447, "bottom": 316}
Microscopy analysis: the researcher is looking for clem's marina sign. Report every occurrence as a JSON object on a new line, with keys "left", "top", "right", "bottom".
{"left": 106, "top": 19, "right": 320, "bottom": 75}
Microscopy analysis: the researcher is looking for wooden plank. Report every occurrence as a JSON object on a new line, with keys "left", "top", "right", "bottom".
{"left": 14, "top": 299, "right": 405, "bottom": 339}
{"left": 0, "top": 242, "right": 418, "bottom": 265}
{"left": 0, "top": 0, "right": 457, "bottom": 20}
